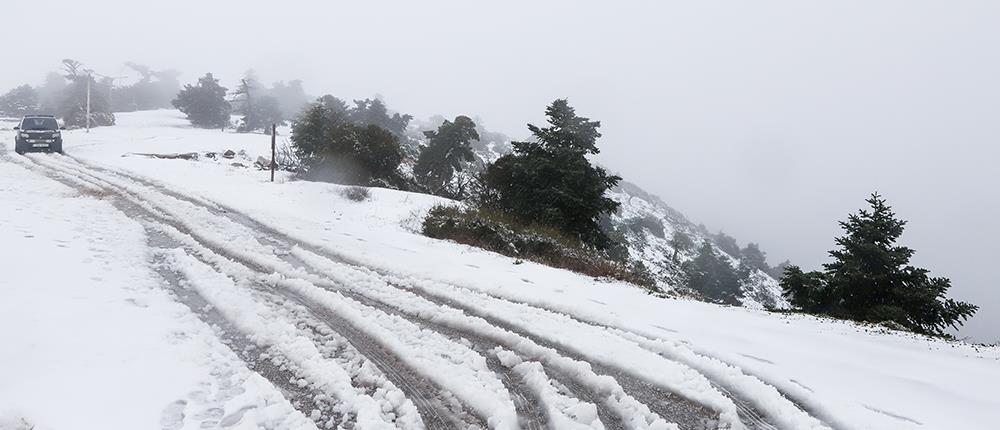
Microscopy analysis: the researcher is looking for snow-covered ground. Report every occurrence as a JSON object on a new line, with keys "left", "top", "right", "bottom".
{"left": 1, "top": 110, "right": 997, "bottom": 430}
{"left": 0, "top": 143, "right": 314, "bottom": 429}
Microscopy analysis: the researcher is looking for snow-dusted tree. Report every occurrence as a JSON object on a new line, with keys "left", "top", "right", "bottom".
{"left": 477, "top": 99, "right": 622, "bottom": 249}
{"left": 740, "top": 242, "right": 770, "bottom": 273}
{"left": 234, "top": 78, "right": 285, "bottom": 133}
{"left": 414, "top": 115, "right": 479, "bottom": 196}
{"left": 669, "top": 230, "right": 694, "bottom": 262}
{"left": 349, "top": 98, "right": 412, "bottom": 142}
{"left": 782, "top": 193, "right": 978, "bottom": 336}
{"left": 51, "top": 58, "right": 115, "bottom": 127}
{"left": 60, "top": 77, "right": 115, "bottom": 128}
{"left": 684, "top": 240, "right": 743, "bottom": 305}
{"left": 291, "top": 96, "right": 402, "bottom": 185}
{"left": 0, "top": 85, "right": 40, "bottom": 117}
{"left": 172, "top": 73, "right": 231, "bottom": 129}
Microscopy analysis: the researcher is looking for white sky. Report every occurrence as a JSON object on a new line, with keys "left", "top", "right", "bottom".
{"left": 3, "top": 0, "right": 997, "bottom": 342}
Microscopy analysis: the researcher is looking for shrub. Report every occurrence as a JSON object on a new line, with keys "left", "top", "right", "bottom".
{"left": 423, "top": 204, "right": 656, "bottom": 289}
{"left": 625, "top": 216, "right": 665, "bottom": 239}
{"left": 290, "top": 97, "right": 404, "bottom": 185}
{"left": 341, "top": 186, "right": 371, "bottom": 202}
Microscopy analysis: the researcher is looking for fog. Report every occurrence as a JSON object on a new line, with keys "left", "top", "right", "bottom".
{"left": 3, "top": 0, "right": 997, "bottom": 342}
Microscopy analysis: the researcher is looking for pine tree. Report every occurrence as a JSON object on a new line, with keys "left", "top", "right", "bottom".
{"left": 172, "top": 73, "right": 231, "bottom": 129}
{"left": 60, "top": 76, "right": 115, "bottom": 128}
{"left": 782, "top": 193, "right": 978, "bottom": 336}
{"left": 234, "top": 77, "right": 284, "bottom": 133}
{"left": 685, "top": 240, "right": 743, "bottom": 305}
{"left": 714, "top": 232, "right": 741, "bottom": 258}
{"left": 414, "top": 115, "right": 480, "bottom": 195}
{"left": 478, "top": 99, "right": 622, "bottom": 249}
{"left": 349, "top": 98, "right": 412, "bottom": 139}
{"left": 353, "top": 124, "right": 403, "bottom": 184}
{"left": 825, "top": 193, "right": 977, "bottom": 334}
{"left": 290, "top": 96, "right": 402, "bottom": 185}
{"left": 779, "top": 265, "right": 831, "bottom": 312}
{"left": 740, "top": 242, "right": 770, "bottom": 273}
{"left": 669, "top": 230, "right": 694, "bottom": 262}
{"left": 290, "top": 96, "right": 351, "bottom": 163}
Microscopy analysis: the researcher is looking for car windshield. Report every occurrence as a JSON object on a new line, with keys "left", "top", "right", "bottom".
{"left": 20, "top": 117, "right": 58, "bottom": 130}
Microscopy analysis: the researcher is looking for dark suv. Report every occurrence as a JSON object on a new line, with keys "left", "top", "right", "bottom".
{"left": 13, "top": 115, "right": 63, "bottom": 154}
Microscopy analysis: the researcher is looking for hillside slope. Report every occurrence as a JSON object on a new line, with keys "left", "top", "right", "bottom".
{"left": 433, "top": 124, "right": 787, "bottom": 308}
{"left": 2, "top": 109, "right": 994, "bottom": 430}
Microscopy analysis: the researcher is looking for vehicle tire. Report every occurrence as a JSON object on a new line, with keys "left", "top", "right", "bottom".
{"left": 14, "top": 143, "right": 25, "bottom": 155}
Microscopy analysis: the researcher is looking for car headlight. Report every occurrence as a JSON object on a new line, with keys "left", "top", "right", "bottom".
{"left": 53, "top": 131, "right": 61, "bottom": 138}
{"left": 19, "top": 132, "right": 29, "bottom": 138}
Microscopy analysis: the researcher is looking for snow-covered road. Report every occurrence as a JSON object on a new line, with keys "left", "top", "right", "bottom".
{"left": 2, "top": 111, "right": 997, "bottom": 430}
{"left": 0, "top": 148, "right": 828, "bottom": 430}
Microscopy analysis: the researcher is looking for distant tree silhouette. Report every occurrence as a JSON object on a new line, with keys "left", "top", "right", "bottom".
{"left": 172, "top": 73, "right": 231, "bottom": 129}
{"left": 0, "top": 85, "right": 40, "bottom": 117}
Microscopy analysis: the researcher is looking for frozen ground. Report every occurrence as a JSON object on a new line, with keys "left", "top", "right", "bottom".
{"left": 0, "top": 110, "right": 997, "bottom": 430}
{"left": 0, "top": 142, "right": 314, "bottom": 429}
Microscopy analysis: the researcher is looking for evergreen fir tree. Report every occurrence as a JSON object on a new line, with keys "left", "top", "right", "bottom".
{"left": 172, "top": 73, "right": 231, "bottom": 129}
{"left": 669, "top": 230, "right": 694, "bottom": 262}
{"left": 414, "top": 115, "right": 480, "bottom": 196}
{"left": 740, "top": 242, "right": 770, "bottom": 273}
{"left": 478, "top": 99, "right": 622, "bottom": 249}
{"left": 779, "top": 265, "right": 831, "bottom": 312}
{"left": 353, "top": 124, "right": 403, "bottom": 184}
{"left": 60, "top": 76, "right": 115, "bottom": 128}
{"left": 349, "top": 98, "right": 412, "bottom": 141}
{"left": 234, "top": 76, "right": 284, "bottom": 133}
{"left": 714, "top": 232, "right": 741, "bottom": 258}
{"left": 290, "top": 96, "right": 403, "bottom": 185}
{"left": 824, "top": 193, "right": 977, "bottom": 335}
{"left": 685, "top": 240, "right": 743, "bottom": 305}
{"left": 782, "top": 193, "right": 978, "bottom": 336}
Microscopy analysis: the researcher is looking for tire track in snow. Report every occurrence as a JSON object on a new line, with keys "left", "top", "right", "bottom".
{"left": 0, "top": 151, "right": 342, "bottom": 428}
{"left": 145, "top": 227, "right": 346, "bottom": 427}
{"left": 16, "top": 153, "right": 479, "bottom": 430}
{"left": 50, "top": 154, "right": 589, "bottom": 430}
{"left": 55, "top": 153, "right": 735, "bottom": 430}
{"left": 54, "top": 155, "right": 677, "bottom": 429}
{"left": 52, "top": 153, "right": 826, "bottom": 430}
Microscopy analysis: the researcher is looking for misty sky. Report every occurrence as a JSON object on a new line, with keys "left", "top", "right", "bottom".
{"left": 3, "top": 0, "right": 997, "bottom": 342}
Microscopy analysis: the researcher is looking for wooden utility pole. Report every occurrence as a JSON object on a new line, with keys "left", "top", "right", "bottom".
{"left": 270, "top": 124, "right": 276, "bottom": 182}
